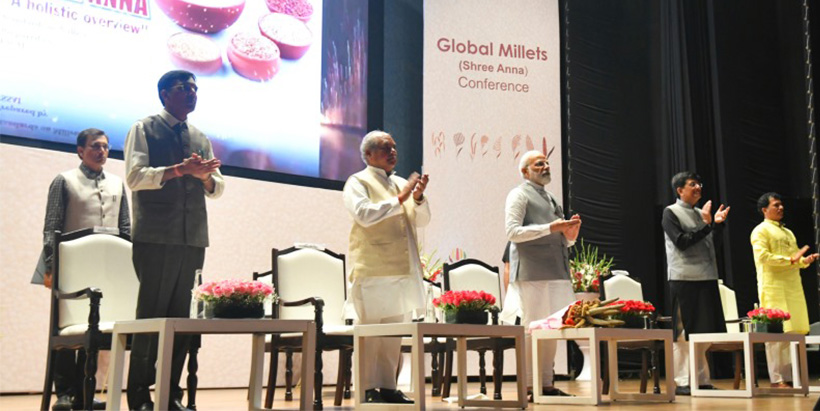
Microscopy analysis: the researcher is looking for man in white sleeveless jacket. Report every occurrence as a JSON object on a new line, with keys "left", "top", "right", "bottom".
{"left": 661, "top": 171, "right": 729, "bottom": 395}
{"left": 505, "top": 150, "right": 581, "bottom": 398}
{"left": 343, "top": 130, "right": 429, "bottom": 404}
{"left": 33, "top": 128, "right": 129, "bottom": 410}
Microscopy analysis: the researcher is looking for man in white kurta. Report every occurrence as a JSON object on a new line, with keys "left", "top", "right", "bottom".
{"left": 343, "top": 130, "right": 430, "bottom": 404}
{"left": 505, "top": 150, "right": 581, "bottom": 397}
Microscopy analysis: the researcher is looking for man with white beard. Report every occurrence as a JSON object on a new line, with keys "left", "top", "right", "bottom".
{"left": 505, "top": 150, "right": 581, "bottom": 398}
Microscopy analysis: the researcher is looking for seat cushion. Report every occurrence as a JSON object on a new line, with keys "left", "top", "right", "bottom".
{"left": 59, "top": 321, "right": 116, "bottom": 336}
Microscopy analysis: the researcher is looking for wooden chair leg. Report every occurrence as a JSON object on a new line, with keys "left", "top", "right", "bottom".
{"left": 83, "top": 347, "right": 98, "bottom": 411}
{"left": 265, "top": 348, "right": 279, "bottom": 409}
{"left": 314, "top": 345, "right": 324, "bottom": 410}
{"left": 478, "top": 350, "right": 487, "bottom": 395}
{"left": 733, "top": 351, "right": 742, "bottom": 390}
{"left": 652, "top": 342, "right": 661, "bottom": 394}
{"left": 187, "top": 335, "right": 201, "bottom": 410}
{"left": 343, "top": 348, "right": 352, "bottom": 399}
{"left": 431, "top": 341, "right": 441, "bottom": 397}
{"left": 41, "top": 348, "right": 56, "bottom": 411}
{"left": 284, "top": 348, "right": 294, "bottom": 401}
{"left": 442, "top": 345, "right": 454, "bottom": 399}
{"left": 334, "top": 349, "right": 346, "bottom": 406}
{"left": 639, "top": 350, "right": 648, "bottom": 394}
{"left": 493, "top": 345, "right": 503, "bottom": 400}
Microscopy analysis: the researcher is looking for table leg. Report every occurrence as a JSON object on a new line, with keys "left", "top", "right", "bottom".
{"left": 248, "top": 334, "right": 265, "bottom": 410}
{"left": 354, "top": 334, "right": 363, "bottom": 408}
{"left": 457, "top": 338, "right": 467, "bottom": 408}
{"left": 589, "top": 335, "right": 601, "bottom": 405}
{"left": 745, "top": 337, "right": 754, "bottom": 398}
{"left": 607, "top": 339, "right": 619, "bottom": 399}
{"left": 689, "top": 339, "right": 699, "bottom": 397}
{"left": 300, "top": 326, "right": 316, "bottom": 410}
{"left": 154, "top": 322, "right": 174, "bottom": 411}
{"left": 411, "top": 329, "right": 424, "bottom": 411}
{"left": 796, "top": 340, "right": 809, "bottom": 395}
{"left": 515, "top": 333, "right": 527, "bottom": 408}
{"left": 664, "top": 337, "right": 674, "bottom": 401}
{"left": 106, "top": 332, "right": 128, "bottom": 411}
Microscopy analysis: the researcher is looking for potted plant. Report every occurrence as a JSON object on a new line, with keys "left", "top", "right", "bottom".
{"left": 607, "top": 299, "right": 656, "bottom": 329}
{"left": 570, "top": 240, "right": 614, "bottom": 301}
{"left": 433, "top": 290, "right": 496, "bottom": 324}
{"left": 193, "top": 279, "right": 277, "bottom": 318}
{"left": 746, "top": 307, "right": 790, "bottom": 333}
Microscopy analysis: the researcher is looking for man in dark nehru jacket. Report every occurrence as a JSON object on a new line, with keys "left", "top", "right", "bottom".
{"left": 33, "top": 127, "right": 128, "bottom": 410}
{"left": 662, "top": 171, "right": 729, "bottom": 396}
{"left": 123, "top": 70, "right": 224, "bottom": 411}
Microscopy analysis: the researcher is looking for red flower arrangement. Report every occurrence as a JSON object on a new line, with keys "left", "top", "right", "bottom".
{"left": 607, "top": 299, "right": 655, "bottom": 316}
{"left": 747, "top": 307, "right": 790, "bottom": 324}
{"left": 433, "top": 290, "right": 496, "bottom": 314}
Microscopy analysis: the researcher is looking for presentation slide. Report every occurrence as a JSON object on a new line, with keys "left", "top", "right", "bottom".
{"left": 0, "top": 0, "right": 367, "bottom": 182}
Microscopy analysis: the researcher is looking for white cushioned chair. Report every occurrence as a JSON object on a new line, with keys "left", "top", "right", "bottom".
{"left": 254, "top": 246, "right": 352, "bottom": 410}
{"left": 41, "top": 228, "right": 139, "bottom": 411}
{"left": 602, "top": 271, "right": 659, "bottom": 394}
{"left": 440, "top": 258, "right": 514, "bottom": 400}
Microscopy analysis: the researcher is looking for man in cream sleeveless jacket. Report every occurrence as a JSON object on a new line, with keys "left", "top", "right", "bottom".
{"left": 662, "top": 171, "right": 729, "bottom": 396}
{"left": 124, "top": 70, "right": 224, "bottom": 411}
{"left": 505, "top": 150, "right": 581, "bottom": 398}
{"left": 33, "top": 128, "right": 128, "bottom": 410}
{"left": 343, "top": 130, "right": 429, "bottom": 404}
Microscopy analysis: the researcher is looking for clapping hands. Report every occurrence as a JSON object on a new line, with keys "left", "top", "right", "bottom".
{"left": 701, "top": 200, "right": 730, "bottom": 225}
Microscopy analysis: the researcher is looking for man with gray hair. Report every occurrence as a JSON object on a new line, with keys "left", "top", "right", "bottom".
{"left": 342, "top": 130, "right": 430, "bottom": 403}
{"left": 505, "top": 150, "right": 580, "bottom": 398}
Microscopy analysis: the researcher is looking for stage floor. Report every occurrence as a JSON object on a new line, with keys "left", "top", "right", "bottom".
{"left": 2, "top": 379, "right": 817, "bottom": 410}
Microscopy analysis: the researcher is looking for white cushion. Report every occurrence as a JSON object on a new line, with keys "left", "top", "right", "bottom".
{"left": 57, "top": 235, "right": 139, "bottom": 330}
{"left": 718, "top": 282, "right": 740, "bottom": 333}
{"left": 604, "top": 274, "right": 643, "bottom": 302}
{"left": 264, "top": 248, "right": 347, "bottom": 326}
{"left": 447, "top": 263, "right": 502, "bottom": 309}
{"left": 59, "top": 321, "right": 118, "bottom": 336}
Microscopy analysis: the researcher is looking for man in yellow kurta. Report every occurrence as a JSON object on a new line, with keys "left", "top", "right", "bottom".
{"left": 751, "top": 192, "right": 818, "bottom": 387}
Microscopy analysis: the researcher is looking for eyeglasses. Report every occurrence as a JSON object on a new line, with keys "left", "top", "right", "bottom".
{"left": 687, "top": 182, "right": 703, "bottom": 188}
{"left": 531, "top": 160, "right": 549, "bottom": 167}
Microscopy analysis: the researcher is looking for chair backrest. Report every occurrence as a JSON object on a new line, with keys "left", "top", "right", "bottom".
{"left": 603, "top": 272, "right": 643, "bottom": 302}
{"left": 442, "top": 259, "right": 503, "bottom": 312}
{"left": 266, "top": 246, "right": 347, "bottom": 326}
{"left": 718, "top": 279, "right": 740, "bottom": 333}
{"left": 55, "top": 229, "right": 139, "bottom": 330}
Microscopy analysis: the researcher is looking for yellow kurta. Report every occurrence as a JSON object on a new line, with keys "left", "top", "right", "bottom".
{"left": 750, "top": 219, "right": 811, "bottom": 334}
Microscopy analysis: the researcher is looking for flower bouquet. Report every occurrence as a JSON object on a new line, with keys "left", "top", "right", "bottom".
{"left": 420, "top": 249, "right": 444, "bottom": 282}
{"left": 433, "top": 290, "right": 496, "bottom": 324}
{"left": 570, "top": 240, "right": 614, "bottom": 294}
{"left": 607, "top": 299, "right": 655, "bottom": 329}
{"left": 561, "top": 298, "right": 625, "bottom": 328}
{"left": 747, "top": 307, "right": 790, "bottom": 333}
{"left": 193, "top": 279, "right": 277, "bottom": 319}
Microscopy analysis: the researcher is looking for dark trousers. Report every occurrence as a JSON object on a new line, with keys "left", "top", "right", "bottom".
{"left": 54, "top": 349, "right": 86, "bottom": 398}
{"left": 127, "top": 242, "right": 205, "bottom": 409}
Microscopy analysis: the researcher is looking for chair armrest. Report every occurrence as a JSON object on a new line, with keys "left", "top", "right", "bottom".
{"left": 281, "top": 297, "right": 324, "bottom": 308}
{"left": 52, "top": 287, "right": 103, "bottom": 301}
{"left": 725, "top": 318, "right": 745, "bottom": 324}
{"left": 252, "top": 270, "right": 273, "bottom": 280}
{"left": 655, "top": 316, "right": 672, "bottom": 323}
{"left": 277, "top": 297, "right": 326, "bottom": 335}
{"left": 423, "top": 278, "right": 442, "bottom": 289}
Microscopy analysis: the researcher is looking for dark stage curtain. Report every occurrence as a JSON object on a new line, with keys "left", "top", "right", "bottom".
{"left": 564, "top": 0, "right": 818, "bottom": 324}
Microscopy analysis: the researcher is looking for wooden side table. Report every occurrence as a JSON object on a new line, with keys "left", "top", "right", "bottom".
{"left": 530, "top": 328, "right": 675, "bottom": 405}
{"left": 106, "top": 318, "right": 316, "bottom": 411}
{"left": 689, "top": 332, "right": 808, "bottom": 398}
{"left": 353, "top": 322, "right": 527, "bottom": 410}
